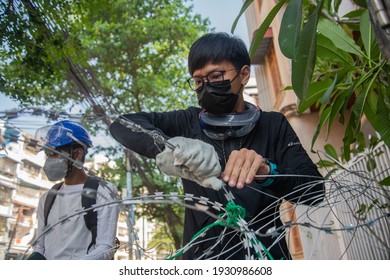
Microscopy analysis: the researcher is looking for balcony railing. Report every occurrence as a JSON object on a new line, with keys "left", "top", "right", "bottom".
{"left": 17, "top": 170, "right": 52, "bottom": 190}
{"left": 294, "top": 142, "right": 390, "bottom": 259}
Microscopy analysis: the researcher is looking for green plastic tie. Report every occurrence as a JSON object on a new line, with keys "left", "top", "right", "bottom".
{"left": 167, "top": 201, "right": 274, "bottom": 260}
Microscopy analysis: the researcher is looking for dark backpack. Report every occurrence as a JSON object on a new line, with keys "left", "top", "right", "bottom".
{"left": 44, "top": 176, "right": 100, "bottom": 252}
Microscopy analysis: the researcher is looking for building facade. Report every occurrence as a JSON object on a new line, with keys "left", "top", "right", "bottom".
{"left": 0, "top": 121, "right": 52, "bottom": 259}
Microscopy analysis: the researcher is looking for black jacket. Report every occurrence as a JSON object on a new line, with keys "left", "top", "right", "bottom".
{"left": 109, "top": 107, "right": 324, "bottom": 260}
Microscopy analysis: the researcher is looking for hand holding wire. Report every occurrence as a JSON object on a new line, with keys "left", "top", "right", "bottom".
{"left": 156, "top": 136, "right": 224, "bottom": 190}
{"left": 222, "top": 148, "right": 270, "bottom": 189}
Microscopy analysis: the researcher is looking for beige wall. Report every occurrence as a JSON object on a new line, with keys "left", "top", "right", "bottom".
{"left": 288, "top": 113, "right": 347, "bottom": 165}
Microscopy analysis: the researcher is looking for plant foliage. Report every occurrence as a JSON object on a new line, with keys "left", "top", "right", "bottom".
{"left": 233, "top": 0, "right": 389, "bottom": 184}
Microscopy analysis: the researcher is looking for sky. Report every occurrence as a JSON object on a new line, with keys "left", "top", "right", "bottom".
{"left": 0, "top": 0, "right": 250, "bottom": 144}
{"left": 191, "top": 0, "right": 250, "bottom": 46}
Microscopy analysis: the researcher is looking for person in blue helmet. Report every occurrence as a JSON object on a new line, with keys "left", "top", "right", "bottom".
{"left": 28, "top": 120, "right": 119, "bottom": 260}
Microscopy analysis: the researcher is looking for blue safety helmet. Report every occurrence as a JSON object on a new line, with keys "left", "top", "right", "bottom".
{"left": 45, "top": 120, "right": 93, "bottom": 149}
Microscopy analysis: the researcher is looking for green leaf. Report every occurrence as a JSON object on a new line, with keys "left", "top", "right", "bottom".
{"left": 352, "top": 0, "right": 367, "bottom": 8}
{"left": 379, "top": 176, "right": 390, "bottom": 186}
{"left": 367, "top": 199, "right": 379, "bottom": 212}
{"left": 356, "top": 203, "right": 366, "bottom": 214}
{"left": 316, "top": 160, "right": 336, "bottom": 168}
{"left": 231, "top": 0, "right": 255, "bottom": 33}
{"left": 278, "top": 0, "right": 302, "bottom": 59}
{"left": 366, "top": 157, "right": 377, "bottom": 172}
{"left": 292, "top": 0, "right": 324, "bottom": 101}
{"left": 370, "top": 136, "right": 381, "bottom": 149}
{"left": 356, "top": 203, "right": 367, "bottom": 215}
{"left": 323, "top": 168, "right": 338, "bottom": 178}
{"left": 333, "top": 0, "right": 342, "bottom": 13}
{"left": 360, "top": 10, "right": 373, "bottom": 61}
{"left": 324, "top": 144, "right": 338, "bottom": 160}
{"left": 327, "top": 88, "right": 353, "bottom": 135}
{"left": 317, "top": 34, "right": 354, "bottom": 65}
{"left": 248, "top": 0, "right": 288, "bottom": 59}
{"left": 317, "top": 18, "right": 364, "bottom": 57}
{"left": 297, "top": 79, "right": 333, "bottom": 113}
{"left": 311, "top": 105, "right": 331, "bottom": 151}
{"left": 342, "top": 9, "right": 365, "bottom": 19}
{"left": 376, "top": 88, "right": 390, "bottom": 148}
{"left": 352, "top": 71, "right": 379, "bottom": 128}
{"left": 320, "top": 73, "right": 338, "bottom": 104}
{"left": 343, "top": 110, "right": 360, "bottom": 161}
{"left": 363, "top": 93, "right": 378, "bottom": 130}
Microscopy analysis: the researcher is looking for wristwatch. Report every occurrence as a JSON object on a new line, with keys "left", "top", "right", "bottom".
{"left": 257, "top": 160, "right": 279, "bottom": 186}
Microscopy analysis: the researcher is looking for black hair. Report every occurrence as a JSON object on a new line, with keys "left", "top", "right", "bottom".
{"left": 57, "top": 142, "right": 87, "bottom": 162}
{"left": 188, "top": 32, "right": 251, "bottom": 75}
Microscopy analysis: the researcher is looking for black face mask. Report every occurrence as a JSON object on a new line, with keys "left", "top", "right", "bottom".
{"left": 197, "top": 80, "right": 239, "bottom": 115}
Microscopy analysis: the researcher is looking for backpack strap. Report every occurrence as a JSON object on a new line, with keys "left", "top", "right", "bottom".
{"left": 82, "top": 176, "right": 100, "bottom": 252}
{"left": 44, "top": 182, "right": 64, "bottom": 226}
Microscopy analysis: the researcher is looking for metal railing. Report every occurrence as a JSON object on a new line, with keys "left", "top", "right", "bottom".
{"left": 295, "top": 142, "right": 390, "bottom": 259}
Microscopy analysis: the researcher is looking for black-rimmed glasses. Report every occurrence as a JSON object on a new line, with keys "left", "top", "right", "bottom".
{"left": 186, "top": 68, "right": 236, "bottom": 91}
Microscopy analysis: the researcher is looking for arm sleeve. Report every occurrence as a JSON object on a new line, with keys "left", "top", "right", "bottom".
{"left": 109, "top": 110, "right": 193, "bottom": 158}
{"left": 80, "top": 182, "right": 120, "bottom": 260}
{"left": 31, "top": 194, "right": 47, "bottom": 257}
{"left": 269, "top": 114, "right": 324, "bottom": 205}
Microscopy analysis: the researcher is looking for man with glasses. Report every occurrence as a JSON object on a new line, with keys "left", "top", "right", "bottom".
{"left": 109, "top": 32, "right": 324, "bottom": 260}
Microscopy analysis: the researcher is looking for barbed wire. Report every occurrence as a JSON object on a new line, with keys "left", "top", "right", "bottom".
{"left": 0, "top": 106, "right": 84, "bottom": 122}
{"left": 13, "top": 181, "right": 389, "bottom": 259}
{"left": 1, "top": 109, "right": 389, "bottom": 260}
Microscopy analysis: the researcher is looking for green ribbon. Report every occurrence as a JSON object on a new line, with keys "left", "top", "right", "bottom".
{"left": 166, "top": 201, "right": 274, "bottom": 260}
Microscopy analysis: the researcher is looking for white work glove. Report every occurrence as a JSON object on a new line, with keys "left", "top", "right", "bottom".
{"left": 156, "top": 137, "right": 224, "bottom": 191}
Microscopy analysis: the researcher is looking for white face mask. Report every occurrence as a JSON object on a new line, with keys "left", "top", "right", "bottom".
{"left": 43, "top": 157, "right": 69, "bottom": 181}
